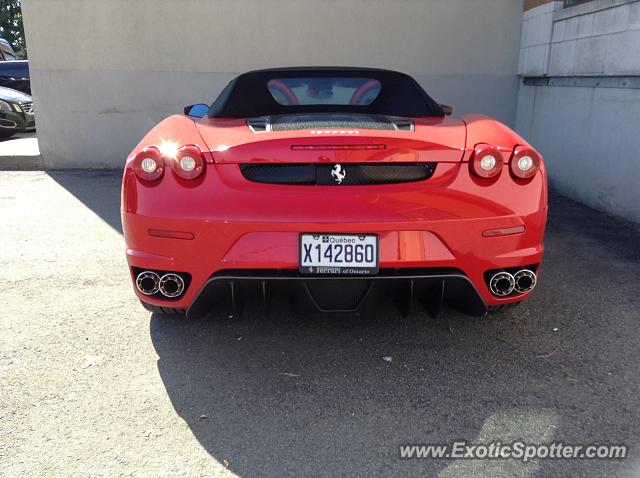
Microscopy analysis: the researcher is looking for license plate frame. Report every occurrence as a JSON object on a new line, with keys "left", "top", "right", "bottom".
{"left": 299, "top": 233, "right": 379, "bottom": 275}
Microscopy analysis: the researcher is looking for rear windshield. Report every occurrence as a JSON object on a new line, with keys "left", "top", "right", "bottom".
{"left": 267, "top": 77, "right": 381, "bottom": 106}
{"left": 209, "top": 68, "right": 444, "bottom": 118}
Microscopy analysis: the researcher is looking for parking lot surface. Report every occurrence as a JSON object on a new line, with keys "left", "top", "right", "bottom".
{"left": 1, "top": 171, "right": 639, "bottom": 477}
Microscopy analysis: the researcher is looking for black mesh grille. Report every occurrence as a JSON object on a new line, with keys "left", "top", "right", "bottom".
{"left": 247, "top": 114, "right": 414, "bottom": 132}
{"left": 242, "top": 164, "right": 317, "bottom": 185}
{"left": 240, "top": 163, "right": 436, "bottom": 186}
{"left": 271, "top": 117, "right": 396, "bottom": 131}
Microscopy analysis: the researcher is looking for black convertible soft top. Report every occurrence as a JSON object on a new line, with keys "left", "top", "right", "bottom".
{"left": 208, "top": 67, "right": 445, "bottom": 118}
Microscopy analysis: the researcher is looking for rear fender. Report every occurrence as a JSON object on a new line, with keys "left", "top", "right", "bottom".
{"left": 126, "top": 115, "right": 212, "bottom": 165}
{"left": 122, "top": 115, "right": 212, "bottom": 212}
{"left": 462, "top": 114, "right": 536, "bottom": 160}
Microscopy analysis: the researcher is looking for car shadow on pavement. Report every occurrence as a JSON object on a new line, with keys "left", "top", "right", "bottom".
{"left": 150, "top": 197, "right": 640, "bottom": 476}
{"left": 150, "top": 191, "right": 640, "bottom": 476}
{"left": 42, "top": 169, "right": 640, "bottom": 476}
{"left": 47, "top": 170, "right": 123, "bottom": 233}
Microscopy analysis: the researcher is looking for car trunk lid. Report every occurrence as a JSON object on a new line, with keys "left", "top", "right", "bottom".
{"left": 195, "top": 114, "right": 466, "bottom": 164}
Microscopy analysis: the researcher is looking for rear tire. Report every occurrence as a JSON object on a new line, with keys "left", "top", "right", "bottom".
{"left": 140, "top": 300, "right": 186, "bottom": 316}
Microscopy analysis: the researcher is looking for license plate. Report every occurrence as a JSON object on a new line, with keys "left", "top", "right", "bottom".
{"left": 299, "top": 234, "right": 379, "bottom": 275}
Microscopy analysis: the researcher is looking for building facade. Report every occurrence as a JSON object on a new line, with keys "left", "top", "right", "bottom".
{"left": 22, "top": 0, "right": 523, "bottom": 169}
{"left": 516, "top": 0, "right": 640, "bottom": 222}
{"left": 21, "top": 0, "right": 640, "bottom": 222}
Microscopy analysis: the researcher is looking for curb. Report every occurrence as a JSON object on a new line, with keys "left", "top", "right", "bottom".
{"left": 0, "top": 154, "right": 44, "bottom": 170}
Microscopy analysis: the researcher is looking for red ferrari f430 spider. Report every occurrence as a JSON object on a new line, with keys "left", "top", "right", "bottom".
{"left": 122, "top": 67, "right": 547, "bottom": 318}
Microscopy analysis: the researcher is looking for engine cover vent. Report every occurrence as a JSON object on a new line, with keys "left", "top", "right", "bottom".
{"left": 247, "top": 114, "right": 414, "bottom": 133}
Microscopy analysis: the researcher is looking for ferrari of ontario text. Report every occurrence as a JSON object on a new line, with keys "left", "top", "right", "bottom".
{"left": 121, "top": 67, "right": 547, "bottom": 317}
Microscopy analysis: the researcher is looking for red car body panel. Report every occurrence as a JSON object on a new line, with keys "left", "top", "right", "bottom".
{"left": 122, "top": 70, "right": 547, "bottom": 317}
{"left": 197, "top": 116, "right": 467, "bottom": 164}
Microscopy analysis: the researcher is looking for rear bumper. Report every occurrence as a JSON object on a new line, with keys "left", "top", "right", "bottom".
{"left": 122, "top": 162, "right": 547, "bottom": 315}
{"left": 123, "top": 212, "right": 545, "bottom": 314}
{"left": 0, "top": 111, "right": 28, "bottom": 133}
{"left": 187, "top": 268, "right": 487, "bottom": 318}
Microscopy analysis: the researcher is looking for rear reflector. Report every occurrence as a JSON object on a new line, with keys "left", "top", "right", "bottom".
{"left": 148, "top": 229, "right": 195, "bottom": 240}
{"left": 482, "top": 226, "right": 526, "bottom": 237}
{"left": 290, "top": 144, "right": 386, "bottom": 151}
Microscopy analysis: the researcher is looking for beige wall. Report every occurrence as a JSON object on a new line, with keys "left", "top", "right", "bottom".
{"left": 23, "top": 0, "right": 524, "bottom": 168}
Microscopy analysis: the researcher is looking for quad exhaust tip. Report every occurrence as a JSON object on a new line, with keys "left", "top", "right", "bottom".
{"left": 489, "top": 272, "right": 515, "bottom": 297}
{"left": 159, "top": 273, "right": 185, "bottom": 298}
{"left": 514, "top": 269, "right": 537, "bottom": 293}
{"left": 136, "top": 271, "right": 160, "bottom": 295}
{"left": 136, "top": 271, "right": 186, "bottom": 298}
{"left": 489, "top": 269, "right": 537, "bottom": 297}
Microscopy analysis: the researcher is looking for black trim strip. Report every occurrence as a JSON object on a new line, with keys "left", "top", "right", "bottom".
{"left": 523, "top": 76, "right": 640, "bottom": 89}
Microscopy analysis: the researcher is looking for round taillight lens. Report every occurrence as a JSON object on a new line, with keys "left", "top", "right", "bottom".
{"left": 133, "top": 147, "right": 164, "bottom": 181}
{"left": 510, "top": 146, "right": 541, "bottom": 179}
{"left": 470, "top": 144, "right": 503, "bottom": 178}
{"left": 173, "top": 145, "right": 205, "bottom": 180}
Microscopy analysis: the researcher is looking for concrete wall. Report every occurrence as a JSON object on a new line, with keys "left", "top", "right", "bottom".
{"left": 519, "top": 1, "right": 560, "bottom": 76}
{"left": 519, "top": 0, "right": 640, "bottom": 76}
{"left": 22, "top": 0, "right": 524, "bottom": 169}
{"left": 516, "top": 0, "right": 640, "bottom": 223}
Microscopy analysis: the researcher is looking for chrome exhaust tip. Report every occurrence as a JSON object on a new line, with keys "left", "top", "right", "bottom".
{"left": 514, "top": 269, "right": 537, "bottom": 293}
{"left": 159, "top": 273, "right": 185, "bottom": 298}
{"left": 136, "top": 271, "right": 160, "bottom": 295}
{"left": 489, "top": 272, "right": 515, "bottom": 297}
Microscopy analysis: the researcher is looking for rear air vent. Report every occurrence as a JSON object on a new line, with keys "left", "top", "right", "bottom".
{"left": 394, "top": 118, "right": 413, "bottom": 131}
{"left": 247, "top": 117, "right": 270, "bottom": 132}
{"left": 247, "top": 114, "right": 414, "bottom": 133}
{"left": 240, "top": 162, "right": 436, "bottom": 186}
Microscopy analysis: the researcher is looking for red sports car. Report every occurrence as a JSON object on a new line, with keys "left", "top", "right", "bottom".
{"left": 121, "top": 67, "right": 547, "bottom": 318}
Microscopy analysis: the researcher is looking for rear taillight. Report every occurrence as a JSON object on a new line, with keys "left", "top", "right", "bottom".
{"left": 133, "top": 147, "right": 164, "bottom": 181}
{"left": 173, "top": 145, "right": 205, "bottom": 180}
{"left": 510, "top": 146, "right": 541, "bottom": 179}
{"left": 470, "top": 144, "right": 503, "bottom": 178}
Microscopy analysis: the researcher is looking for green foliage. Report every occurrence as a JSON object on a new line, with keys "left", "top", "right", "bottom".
{"left": 0, "top": 0, "right": 26, "bottom": 59}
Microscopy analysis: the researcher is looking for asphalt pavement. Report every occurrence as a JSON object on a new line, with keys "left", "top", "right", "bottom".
{"left": 1, "top": 171, "right": 639, "bottom": 477}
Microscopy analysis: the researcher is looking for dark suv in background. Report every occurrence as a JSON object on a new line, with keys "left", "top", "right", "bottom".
{"left": 0, "top": 38, "right": 30, "bottom": 94}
